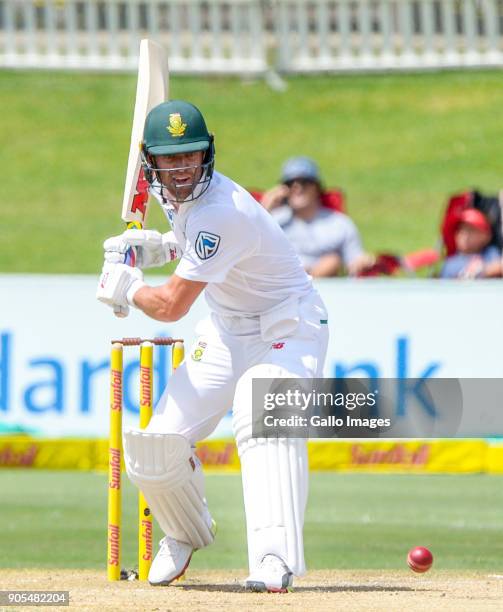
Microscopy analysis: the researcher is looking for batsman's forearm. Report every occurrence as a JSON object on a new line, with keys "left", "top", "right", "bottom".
{"left": 132, "top": 285, "right": 188, "bottom": 322}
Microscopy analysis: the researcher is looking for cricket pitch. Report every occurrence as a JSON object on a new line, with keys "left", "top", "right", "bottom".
{"left": 3, "top": 569, "right": 503, "bottom": 611}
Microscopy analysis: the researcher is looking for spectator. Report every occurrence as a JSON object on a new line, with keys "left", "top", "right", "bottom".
{"left": 440, "top": 208, "right": 501, "bottom": 279}
{"left": 261, "top": 157, "right": 373, "bottom": 277}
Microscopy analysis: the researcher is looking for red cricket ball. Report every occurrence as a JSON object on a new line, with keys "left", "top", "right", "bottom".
{"left": 407, "top": 546, "right": 433, "bottom": 573}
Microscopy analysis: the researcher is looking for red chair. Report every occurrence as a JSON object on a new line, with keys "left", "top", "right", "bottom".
{"left": 399, "top": 189, "right": 502, "bottom": 274}
{"left": 441, "top": 191, "right": 474, "bottom": 257}
{"left": 441, "top": 190, "right": 502, "bottom": 256}
{"left": 320, "top": 190, "right": 346, "bottom": 213}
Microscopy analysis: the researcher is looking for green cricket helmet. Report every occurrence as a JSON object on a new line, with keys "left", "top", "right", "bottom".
{"left": 141, "top": 100, "right": 215, "bottom": 203}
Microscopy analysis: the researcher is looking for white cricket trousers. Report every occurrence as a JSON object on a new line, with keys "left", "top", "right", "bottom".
{"left": 146, "top": 289, "right": 329, "bottom": 575}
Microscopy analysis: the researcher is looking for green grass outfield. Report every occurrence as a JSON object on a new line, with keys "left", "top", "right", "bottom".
{"left": 2, "top": 70, "right": 503, "bottom": 273}
{"left": 2, "top": 470, "right": 502, "bottom": 570}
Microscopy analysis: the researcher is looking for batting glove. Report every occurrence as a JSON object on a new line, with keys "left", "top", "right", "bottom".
{"left": 96, "top": 262, "right": 146, "bottom": 310}
{"left": 104, "top": 229, "right": 182, "bottom": 269}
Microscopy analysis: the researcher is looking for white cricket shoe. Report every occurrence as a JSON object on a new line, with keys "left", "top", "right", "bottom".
{"left": 245, "top": 554, "right": 293, "bottom": 593}
{"left": 148, "top": 536, "right": 193, "bottom": 586}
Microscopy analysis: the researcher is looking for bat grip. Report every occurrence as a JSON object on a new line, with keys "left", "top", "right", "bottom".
{"left": 112, "top": 221, "right": 140, "bottom": 317}
{"left": 113, "top": 304, "right": 129, "bottom": 318}
{"left": 123, "top": 246, "right": 137, "bottom": 267}
{"left": 110, "top": 247, "right": 137, "bottom": 318}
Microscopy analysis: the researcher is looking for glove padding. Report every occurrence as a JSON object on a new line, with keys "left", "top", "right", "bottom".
{"left": 104, "top": 229, "right": 182, "bottom": 269}
{"left": 96, "top": 262, "right": 146, "bottom": 310}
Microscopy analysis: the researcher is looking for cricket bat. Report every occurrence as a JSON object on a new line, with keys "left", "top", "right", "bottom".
{"left": 114, "top": 39, "right": 168, "bottom": 317}
{"left": 122, "top": 38, "right": 169, "bottom": 232}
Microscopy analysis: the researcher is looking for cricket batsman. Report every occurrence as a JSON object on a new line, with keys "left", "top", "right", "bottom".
{"left": 96, "top": 100, "right": 329, "bottom": 592}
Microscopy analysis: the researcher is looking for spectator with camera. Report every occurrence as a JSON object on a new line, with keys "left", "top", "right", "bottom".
{"left": 261, "top": 157, "right": 373, "bottom": 277}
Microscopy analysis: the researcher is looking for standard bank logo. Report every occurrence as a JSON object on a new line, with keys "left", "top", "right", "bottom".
{"left": 195, "top": 231, "right": 220, "bottom": 260}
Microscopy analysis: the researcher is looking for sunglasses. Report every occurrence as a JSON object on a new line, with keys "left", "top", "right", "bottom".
{"left": 284, "top": 178, "right": 317, "bottom": 188}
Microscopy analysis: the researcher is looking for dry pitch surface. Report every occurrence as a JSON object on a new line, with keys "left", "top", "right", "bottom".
{"left": 2, "top": 570, "right": 503, "bottom": 611}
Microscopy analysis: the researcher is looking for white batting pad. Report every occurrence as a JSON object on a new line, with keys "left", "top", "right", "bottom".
{"left": 233, "top": 364, "right": 309, "bottom": 576}
{"left": 123, "top": 429, "right": 215, "bottom": 549}
{"left": 238, "top": 436, "right": 308, "bottom": 576}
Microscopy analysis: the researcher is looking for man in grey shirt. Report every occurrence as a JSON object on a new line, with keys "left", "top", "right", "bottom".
{"left": 261, "top": 157, "right": 373, "bottom": 276}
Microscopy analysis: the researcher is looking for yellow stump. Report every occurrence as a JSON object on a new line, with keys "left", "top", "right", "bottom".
{"left": 171, "top": 340, "right": 185, "bottom": 583}
{"left": 172, "top": 341, "right": 184, "bottom": 370}
{"left": 107, "top": 337, "right": 184, "bottom": 582}
{"left": 138, "top": 341, "right": 154, "bottom": 580}
{"left": 108, "top": 343, "right": 123, "bottom": 581}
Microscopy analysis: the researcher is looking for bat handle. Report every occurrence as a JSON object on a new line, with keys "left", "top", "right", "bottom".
{"left": 113, "top": 304, "right": 129, "bottom": 318}
{"left": 123, "top": 221, "right": 141, "bottom": 267}
{"left": 113, "top": 223, "right": 140, "bottom": 317}
{"left": 112, "top": 247, "right": 137, "bottom": 317}
{"left": 123, "top": 246, "right": 137, "bottom": 267}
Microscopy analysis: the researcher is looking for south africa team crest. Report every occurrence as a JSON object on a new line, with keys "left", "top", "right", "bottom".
{"left": 195, "top": 231, "right": 220, "bottom": 260}
{"left": 191, "top": 341, "right": 207, "bottom": 362}
{"left": 167, "top": 113, "right": 187, "bottom": 138}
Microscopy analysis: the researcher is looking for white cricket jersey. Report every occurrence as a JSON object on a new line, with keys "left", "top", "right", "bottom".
{"left": 161, "top": 171, "right": 312, "bottom": 316}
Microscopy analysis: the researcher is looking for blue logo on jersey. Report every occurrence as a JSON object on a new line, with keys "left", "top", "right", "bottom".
{"left": 166, "top": 209, "right": 174, "bottom": 226}
{"left": 195, "top": 231, "right": 221, "bottom": 260}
